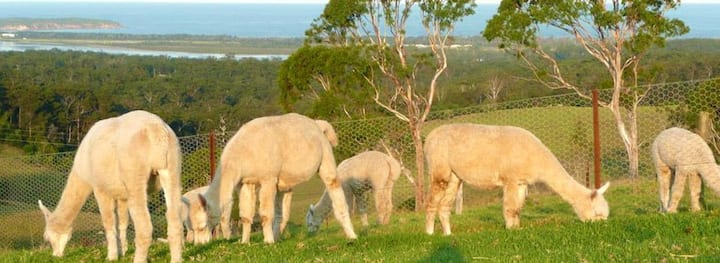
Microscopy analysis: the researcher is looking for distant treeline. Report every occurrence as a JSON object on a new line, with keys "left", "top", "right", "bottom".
{"left": 0, "top": 50, "right": 284, "bottom": 153}
{"left": 0, "top": 38, "right": 718, "bottom": 154}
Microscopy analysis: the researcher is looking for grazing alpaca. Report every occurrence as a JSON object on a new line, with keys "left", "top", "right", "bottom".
{"left": 651, "top": 127, "right": 720, "bottom": 213}
{"left": 306, "top": 151, "right": 406, "bottom": 232}
{"left": 37, "top": 110, "right": 183, "bottom": 263}
{"left": 182, "top": 184, "right": 268, "bottom": 244}
{"left": 181, "top": 186, "right": 214, "bottom": 244}
{"left": 195, "top": 113, "right": 356, "bottom": 244}
{"left": 424, "top": 123, "right": 610, "bottom": 235}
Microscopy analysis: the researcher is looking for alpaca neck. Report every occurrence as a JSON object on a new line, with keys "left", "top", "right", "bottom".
{"left": 699, "top": 164, "right": 720, "bottom": 194}
{"left": 539, "top": 161, "right": 592, "bottom": 210}
{"left": 50, "top": 171, "right": 93, "bottom": 231}
{"left": 204, "top": 167, "right": 237, "bottom": 216}
{"left": 311, "top": 191, "right": 333, "bottom": 225}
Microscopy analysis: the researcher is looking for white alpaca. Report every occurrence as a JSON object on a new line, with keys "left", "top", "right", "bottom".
{"left": 424, "top": 123, "right": 610, "bottom": 235}
{"left": 182, "top": 184, "right": 266, "bottom": 244}
{"left": 194, "top": 113, "right": 356, "bottom": 244}
{"left": 306, "top": 151, "right": 407, "bottom": 232}
{"left": 181, "top": 186, "right": 214, "bottom": 244}
{"left": 651, "top": 127, "right": 720, "bottom": 213}
{"left": 37, "top": 110, "right": 183, "bottom": 263}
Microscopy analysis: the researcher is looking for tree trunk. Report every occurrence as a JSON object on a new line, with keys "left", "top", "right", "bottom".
{"left": 611, "top": 107, "right": 640, "bottom": 178}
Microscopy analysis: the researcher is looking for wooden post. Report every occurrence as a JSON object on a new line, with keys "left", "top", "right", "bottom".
{"left": 698, "top": 111, "right": 711, "bottom": 141}
{"left": 585, "top": 162, "right": 590, "bottom": 188}
{"left": 209, "top": 130, "right": 216, "bottom": 183}
{"left": 592, "top": 89, "right": 602, "bottom": 189}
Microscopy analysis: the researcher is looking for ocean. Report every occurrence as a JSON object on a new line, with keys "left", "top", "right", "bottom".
{"left": 1, "top": 2, "right": 719, "bottom": 38}
{"left": 1, "top": 2, "right": 718, "bottom": 58}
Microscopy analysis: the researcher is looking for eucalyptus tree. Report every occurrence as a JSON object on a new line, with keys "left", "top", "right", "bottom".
{"left": 484, "top": 0, "right": 689, "bottom": 177}
{"left": 278, "top": 45, "right": 377, "bottom": 119}
{"left": 285, "top": 0, "right": 476, "bottom": 209}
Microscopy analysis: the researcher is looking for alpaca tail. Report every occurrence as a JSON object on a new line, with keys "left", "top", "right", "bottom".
{"left": 315, "top": 120, "right": 338, "bottom": 147}
{"left": 386, "top": 158, "right": 402, "bottom": 182}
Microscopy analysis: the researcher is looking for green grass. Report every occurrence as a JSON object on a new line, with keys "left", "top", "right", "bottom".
{"left": 4, "top": 178, "right": 720, "bottom": 262}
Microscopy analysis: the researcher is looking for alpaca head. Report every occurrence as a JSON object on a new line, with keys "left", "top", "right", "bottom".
{"left": 576, "top": 182, "right": 610, "bottom": 222}
{"left": 181, "top": 195, "right": 212, "bottom": 244}
{"left": 38, "top": 200, "right": 72, "bottom": 257}
{"left": 306, "top": 204, "right": 320, "bottom": 232}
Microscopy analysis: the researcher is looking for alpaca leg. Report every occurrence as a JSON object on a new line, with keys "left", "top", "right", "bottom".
{"left": 272, "top": 191, "right": 287, "bottom": 241}
{"left": 157, "top": 169, "right": 183, "bottom": 263}
{"left": 667, "top": 170, "right": 689, "bottom": 213}
{"left": 374, "top": 181, "right": 392, "bottom": 225}
{"left": 318, "top": 164, "right": 357, "bottom": 240}
{"left": 116, "top": 199, "right": 129, "bottom": 256}
{"left": 426, "top": 173, "right": 450, "bottom": 235}
{"left": 438, "top": 174, "right": 461, "bottom": 235}
{"left": 126, "top": 194, "right": 152, "bottom": 263}
{"left": 258, "top": 183, "right": 278, "bottom": 244}
{"left": 689, "top": 173, "right": 703, "bottom": 212}
{"left": 219, "top": 196, "right": 233, "bottom": 239}
{"left": 358, "top": 187, "right": 370, "bottom": 227}
{"left": 343, "top": 181, "right": 355, "bottom": 220}
{"left": 95, "top": 193, "right": 120, "bottom": 261}
{"left": 186, "top": 230, "right": 194, "bottom": 244}
{"left": 502, "top": 183, "right": 525, "bottom": 229}
{"left": 656, "top": 163, "right": 672, "bottom": 212}
{"left": 382, "top": 183, "right": 395, "bottom": 225}
{"left": 238, "top": 184, "right": 256, "bottom": 244}
{"left": 279, "top": 191, "right": 292, "bottom": 234}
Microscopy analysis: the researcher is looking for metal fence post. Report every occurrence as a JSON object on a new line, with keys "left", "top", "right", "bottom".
{"left": 592, "top": 89, "right": 602, "bottom": 189}
{"left": 209, "top": 130, "right": 216, "bottom": 183}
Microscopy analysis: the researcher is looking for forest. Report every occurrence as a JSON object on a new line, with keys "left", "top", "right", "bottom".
{"left": 0, "top": 37, "right": 719, "bottom": 154}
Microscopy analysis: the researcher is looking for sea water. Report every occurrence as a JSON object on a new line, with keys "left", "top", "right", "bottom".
{"left": 0, "top": 2, "right": 718, "bottom": 58}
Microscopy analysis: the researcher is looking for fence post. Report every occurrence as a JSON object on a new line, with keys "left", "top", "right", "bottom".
{"left": 698, "top": 111, "right": 711, "bottom": 208}
{"left": 592, "top": 89, "right": 602, "bottom": 189}
{"left": 209, "top": 130, "right": 216, "bottom": 183}
{"left": 698, "top": 111, "right": 711, "bottom": 140}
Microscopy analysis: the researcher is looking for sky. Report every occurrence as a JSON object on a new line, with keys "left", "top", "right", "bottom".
{"left": 1, "top": 0, "right": 718, "bottom": 3}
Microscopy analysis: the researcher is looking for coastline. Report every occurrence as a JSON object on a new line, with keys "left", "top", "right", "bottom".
{"left": 0, "top": 40, "right": 289, "bottom": 60}
{"left": 0, "top": 18, "right": 121, "bottom": 31}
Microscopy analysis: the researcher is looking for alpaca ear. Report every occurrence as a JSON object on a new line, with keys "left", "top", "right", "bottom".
{"left": 198, "top": 194, "right": 208, "bottom": 211}
{"left": 591, "top": 182, "right": 611, "bottom": 198}
{"left": 309, "top": 204, "right": 315, "bottom": 214}
{"left": 181, "top": 197, "right": 190, "bottom": 207}
{"left": 597, "top": 182, "right": 610, "bottom": 195}
{"left": 38, "top": 200, "right": 51, "bottom": 218}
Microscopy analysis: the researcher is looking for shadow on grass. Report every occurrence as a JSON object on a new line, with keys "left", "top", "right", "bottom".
{"left": 418, "top": 241, "right": 466, "bottom": 263}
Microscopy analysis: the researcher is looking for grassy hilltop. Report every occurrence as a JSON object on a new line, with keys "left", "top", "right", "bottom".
{"left": 2, "top": 178, "right": 720, "bottom": 262}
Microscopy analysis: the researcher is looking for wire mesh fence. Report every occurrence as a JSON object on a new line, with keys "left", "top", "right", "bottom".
{"left": 0, "top": 78, "right": 717, "bottom": 249}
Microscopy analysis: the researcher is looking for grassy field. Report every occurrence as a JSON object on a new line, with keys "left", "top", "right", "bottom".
{"left": 3, "top": 177, "right": 720, "bottom": 262}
